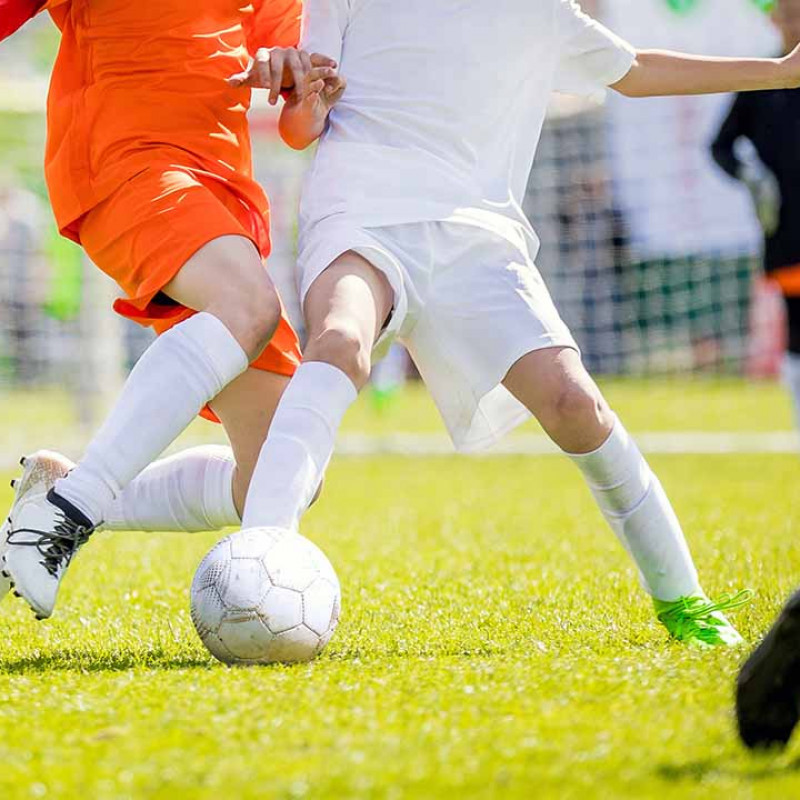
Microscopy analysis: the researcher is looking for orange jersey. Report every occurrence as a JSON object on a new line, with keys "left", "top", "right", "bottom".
{"left": 42, "top": 0, "right": 302, "bottom": 241}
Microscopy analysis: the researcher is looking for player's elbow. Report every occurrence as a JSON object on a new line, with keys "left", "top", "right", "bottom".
{"left": 610, "top": 55, "right": 647, "bottom": 98}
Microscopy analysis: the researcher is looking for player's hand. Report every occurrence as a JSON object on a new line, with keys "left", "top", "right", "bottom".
{"left": 285, "top": 72, "right": 347, "bottom": 115}
{"left": 228, "top": 48, "right": 338, "bottom": 106}
{"left": 780, "top": 43, "right": 800, "bottom": 89}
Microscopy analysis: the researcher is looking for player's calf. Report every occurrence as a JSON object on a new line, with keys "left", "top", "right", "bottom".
{"left": 504, "top": 346, "right": 748, "bottom": 646}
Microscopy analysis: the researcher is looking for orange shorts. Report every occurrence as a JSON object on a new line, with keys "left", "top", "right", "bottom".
{"left": 77, "top": 165, "right": 301, "bottom": 422}
{"left": 769, "top": 264, "right": 800, "bottom": 298}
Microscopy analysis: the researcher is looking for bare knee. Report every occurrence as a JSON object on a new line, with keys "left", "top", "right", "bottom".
{"left": 167, "top": 236, "right": 282, "bottom": 360}
{"left": 305, "top": 325, "right": 372, "bottom": 389}
{"left": 209, "top": 274, "right": 281, "bottom": 361}
{"left": 538, "top": 380, "right": 614, "bottom": 453}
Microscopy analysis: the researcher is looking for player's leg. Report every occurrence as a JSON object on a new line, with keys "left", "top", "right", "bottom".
{"left": 241, "top": 251, "right": 394, "bottom": 529}
{"left": 737, "top": 588, "right": 800, "bottom": 749}
{"left": 783, "top": 295, "right": 800, "bottom": 434}
{"left": 101, "top": 368, "right": 288, "bottom": 532}
{"left": 503, "top": 347, "right": 746, "bottom": 646}
{"left": 58, "top": 233, "right": 280, "bottom": 524}
{"left": 3, "top": 235, "right": 279, "bottom": 617}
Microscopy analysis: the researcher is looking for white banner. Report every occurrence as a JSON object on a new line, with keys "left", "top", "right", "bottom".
{"left": 601, "top": 0, "right": 779, "bottom": 257}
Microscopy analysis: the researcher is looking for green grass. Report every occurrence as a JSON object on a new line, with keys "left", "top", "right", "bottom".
{"left": 343, "top": 376, "right": 796, "bottom": 435}
{"left": 0, "top": 377, "right": 795, "bottom": 452}
{"left": 1, "top": 417, "right": 800, "bottom": 797}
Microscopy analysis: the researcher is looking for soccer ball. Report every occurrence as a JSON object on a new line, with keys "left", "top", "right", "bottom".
{"left": 190, "top": 527, "right": 340, "bottom": 665}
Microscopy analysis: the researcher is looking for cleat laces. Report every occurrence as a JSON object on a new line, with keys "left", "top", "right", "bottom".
{"left": 7, "top": 512, "right": 96, "bottom": 577}
{"left": 658, "top": 590, "right": 753, "bottom": 642}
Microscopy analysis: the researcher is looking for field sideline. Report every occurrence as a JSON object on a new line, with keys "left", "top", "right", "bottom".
{"left": 0, "top": 377, "right": 796, "bottom": 466}
{"left": 0, "top": 379, "right": 798, "bottom": 798}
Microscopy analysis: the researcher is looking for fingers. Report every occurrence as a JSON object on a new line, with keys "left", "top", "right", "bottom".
{"left": 310, "top": 52, "right": 338, "bottom": 69}
{"left": 306, "top": 66, "right": 338, "bottom": 86}
{"left": 284, "top": 49, "right": 307, "bottom": 104}
{"left": 228, "top": 56, "right": 255, "bottom": 89}
{"left": 228, "top": 48, "right": 343, "bottom": 102}
{"left": 268, "top": 48, "right": 284, "bottom": 105}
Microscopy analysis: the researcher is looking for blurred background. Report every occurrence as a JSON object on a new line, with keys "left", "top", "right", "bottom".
{"left": 0, "top": 0, "right": 795, "bottom": 458}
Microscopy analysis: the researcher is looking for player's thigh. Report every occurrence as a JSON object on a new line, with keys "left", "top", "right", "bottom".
{"left": 503, "top": 346, "right": 614, "bottom": 450}
{"left": 208, "top": 367, "right": 289, "bottom": 512}
{"left": 303, "top": 250, "right": 395, "bottom": 386}
{"left": 163, "top": 234, "right": 281, "bottom": 357}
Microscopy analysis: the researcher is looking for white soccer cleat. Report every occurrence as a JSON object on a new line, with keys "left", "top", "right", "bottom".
{"left": 0, "top": 451, "right": 94, "bottom": 619}
{"left": 0, "top": 451, "right": 76, "bottom": 603}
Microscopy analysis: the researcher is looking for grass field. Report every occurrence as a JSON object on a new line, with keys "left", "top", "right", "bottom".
{"left": 0, "top": 379, "right": 799, "bottom": 799}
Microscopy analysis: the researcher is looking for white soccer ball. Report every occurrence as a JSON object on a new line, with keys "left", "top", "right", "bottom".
{"left": 190, "top": 527, "right": 341, "bottom": 665}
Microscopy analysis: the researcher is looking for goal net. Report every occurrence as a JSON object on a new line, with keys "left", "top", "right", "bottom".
{"left": 0, "top": 0, "right": 786, "bottom": 436}
{"left": 526, "top": 0, "right": 782, "bottom": 376}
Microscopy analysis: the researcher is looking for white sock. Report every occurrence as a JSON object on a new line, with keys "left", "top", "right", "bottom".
{"left": 569, "top": 419, "right": 701, "bottom": 602}
{"left": 783, "top": 353, "right": 800, "bottom": 434}
{"left": 102, "top": 445, "right": 240, "bottom": 532}
{"left": 56, "top": 313, "right": 249, "bottom": 525}
{"left": 242, "top": 361, "right": 357, "bottom": 530}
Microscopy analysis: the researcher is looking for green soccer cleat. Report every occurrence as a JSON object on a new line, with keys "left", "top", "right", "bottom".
{"left": 654, "top": 591, "right": 752, "bottom": 648}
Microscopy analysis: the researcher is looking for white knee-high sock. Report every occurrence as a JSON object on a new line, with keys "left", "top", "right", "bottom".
{"left": 783, "top": 353, "right": 800, "bottom": 435}
{"left": 242, "top": 361, "right": 357, "bottom": 530}
{"left": 102, "top": 445, "right": 240, "bottom": 532}
{"left": 56, "top": 313, "right": 249, "bottom": 525}
{"left": 569, "top": 419, "right": 701, "bottom": 602}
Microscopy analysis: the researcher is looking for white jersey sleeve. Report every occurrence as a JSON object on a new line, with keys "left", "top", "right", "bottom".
{"left": 300, "top": 0, "right": 349, "bottom": 64}
{"left": 553, "top": 0, "right": 636, "bottom": 98}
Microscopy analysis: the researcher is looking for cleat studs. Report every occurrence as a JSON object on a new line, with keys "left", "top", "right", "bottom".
{"left": 12, "top": 591, "right": 20, "bottom": 599}
{"left": 34, "top": 615, "right": 44, "bottom": 622}
{"left": 9, "top": 479, "right": 16, "bottom": 489}
{"left": 19, "top": 457, "right": 26, "bottom": 467}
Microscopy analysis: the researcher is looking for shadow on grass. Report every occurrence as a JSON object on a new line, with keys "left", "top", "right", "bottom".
{"left": 657, "top": 755, "right": 800, "bottom": 783}
{"left": 0, "top": 647, "right": 215, "bottom": 674}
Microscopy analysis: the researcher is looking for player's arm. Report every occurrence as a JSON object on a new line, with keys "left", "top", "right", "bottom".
{"left": 612, "top": 46, "right": 800, "bottom": 97}
{"left": 710, "top": 94, "right": 750, "bottom": 180}
{"left": 0, "top": 0, "right": 46, "bottom": 43}
{"left": 279, "top": 72, "right": 346, "bottom": 150}
{"left": 278, "top": 0, "right": 347, "bottom": 149}
{"left": 709, "top": 93, "right": 782, "bottom": 236}
{"left": 233, "top": 0, "right": 337, "bottom": 105}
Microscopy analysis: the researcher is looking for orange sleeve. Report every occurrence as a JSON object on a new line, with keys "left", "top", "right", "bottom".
{"left": 43, "top": 0, "right": 70, "bottom": 30}
{"left": 0, "top": 0, "right": 45, "bottom": 42}
{"left": 244, "top": 0, "right": 303, "bottom": 52}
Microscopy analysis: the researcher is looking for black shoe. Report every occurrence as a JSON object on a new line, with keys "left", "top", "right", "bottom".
{"left": 737, "top": 589, "right": 800, "bottom": 749}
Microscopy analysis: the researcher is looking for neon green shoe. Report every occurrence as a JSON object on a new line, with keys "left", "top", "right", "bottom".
{"left": 370, "top": 385, "right": 401, "bottom": 413}
{"left": 654, "top": 591, "right": 752, "bottom": 648}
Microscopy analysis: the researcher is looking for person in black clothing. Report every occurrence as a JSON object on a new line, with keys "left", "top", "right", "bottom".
{"left": 711, "top": 0, "right": 800, "bottom": 434}
{"left": 722, "top": 0, "right": 800, "bottom": 751}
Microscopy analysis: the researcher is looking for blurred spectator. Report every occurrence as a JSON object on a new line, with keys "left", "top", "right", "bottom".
{"left": 0, "top": 177, "right": 47, "bottom": 383}
{"left": 711, "top": 0, "right": 800, "bottom": 431}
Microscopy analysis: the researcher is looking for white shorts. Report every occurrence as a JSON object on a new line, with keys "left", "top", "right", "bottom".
{"left": 297, "top": 218, "right": 578, "bottom": 452}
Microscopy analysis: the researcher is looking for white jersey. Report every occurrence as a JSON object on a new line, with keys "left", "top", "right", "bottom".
{"left": 299, "top": 0, "right": 636, "bottom": 251}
